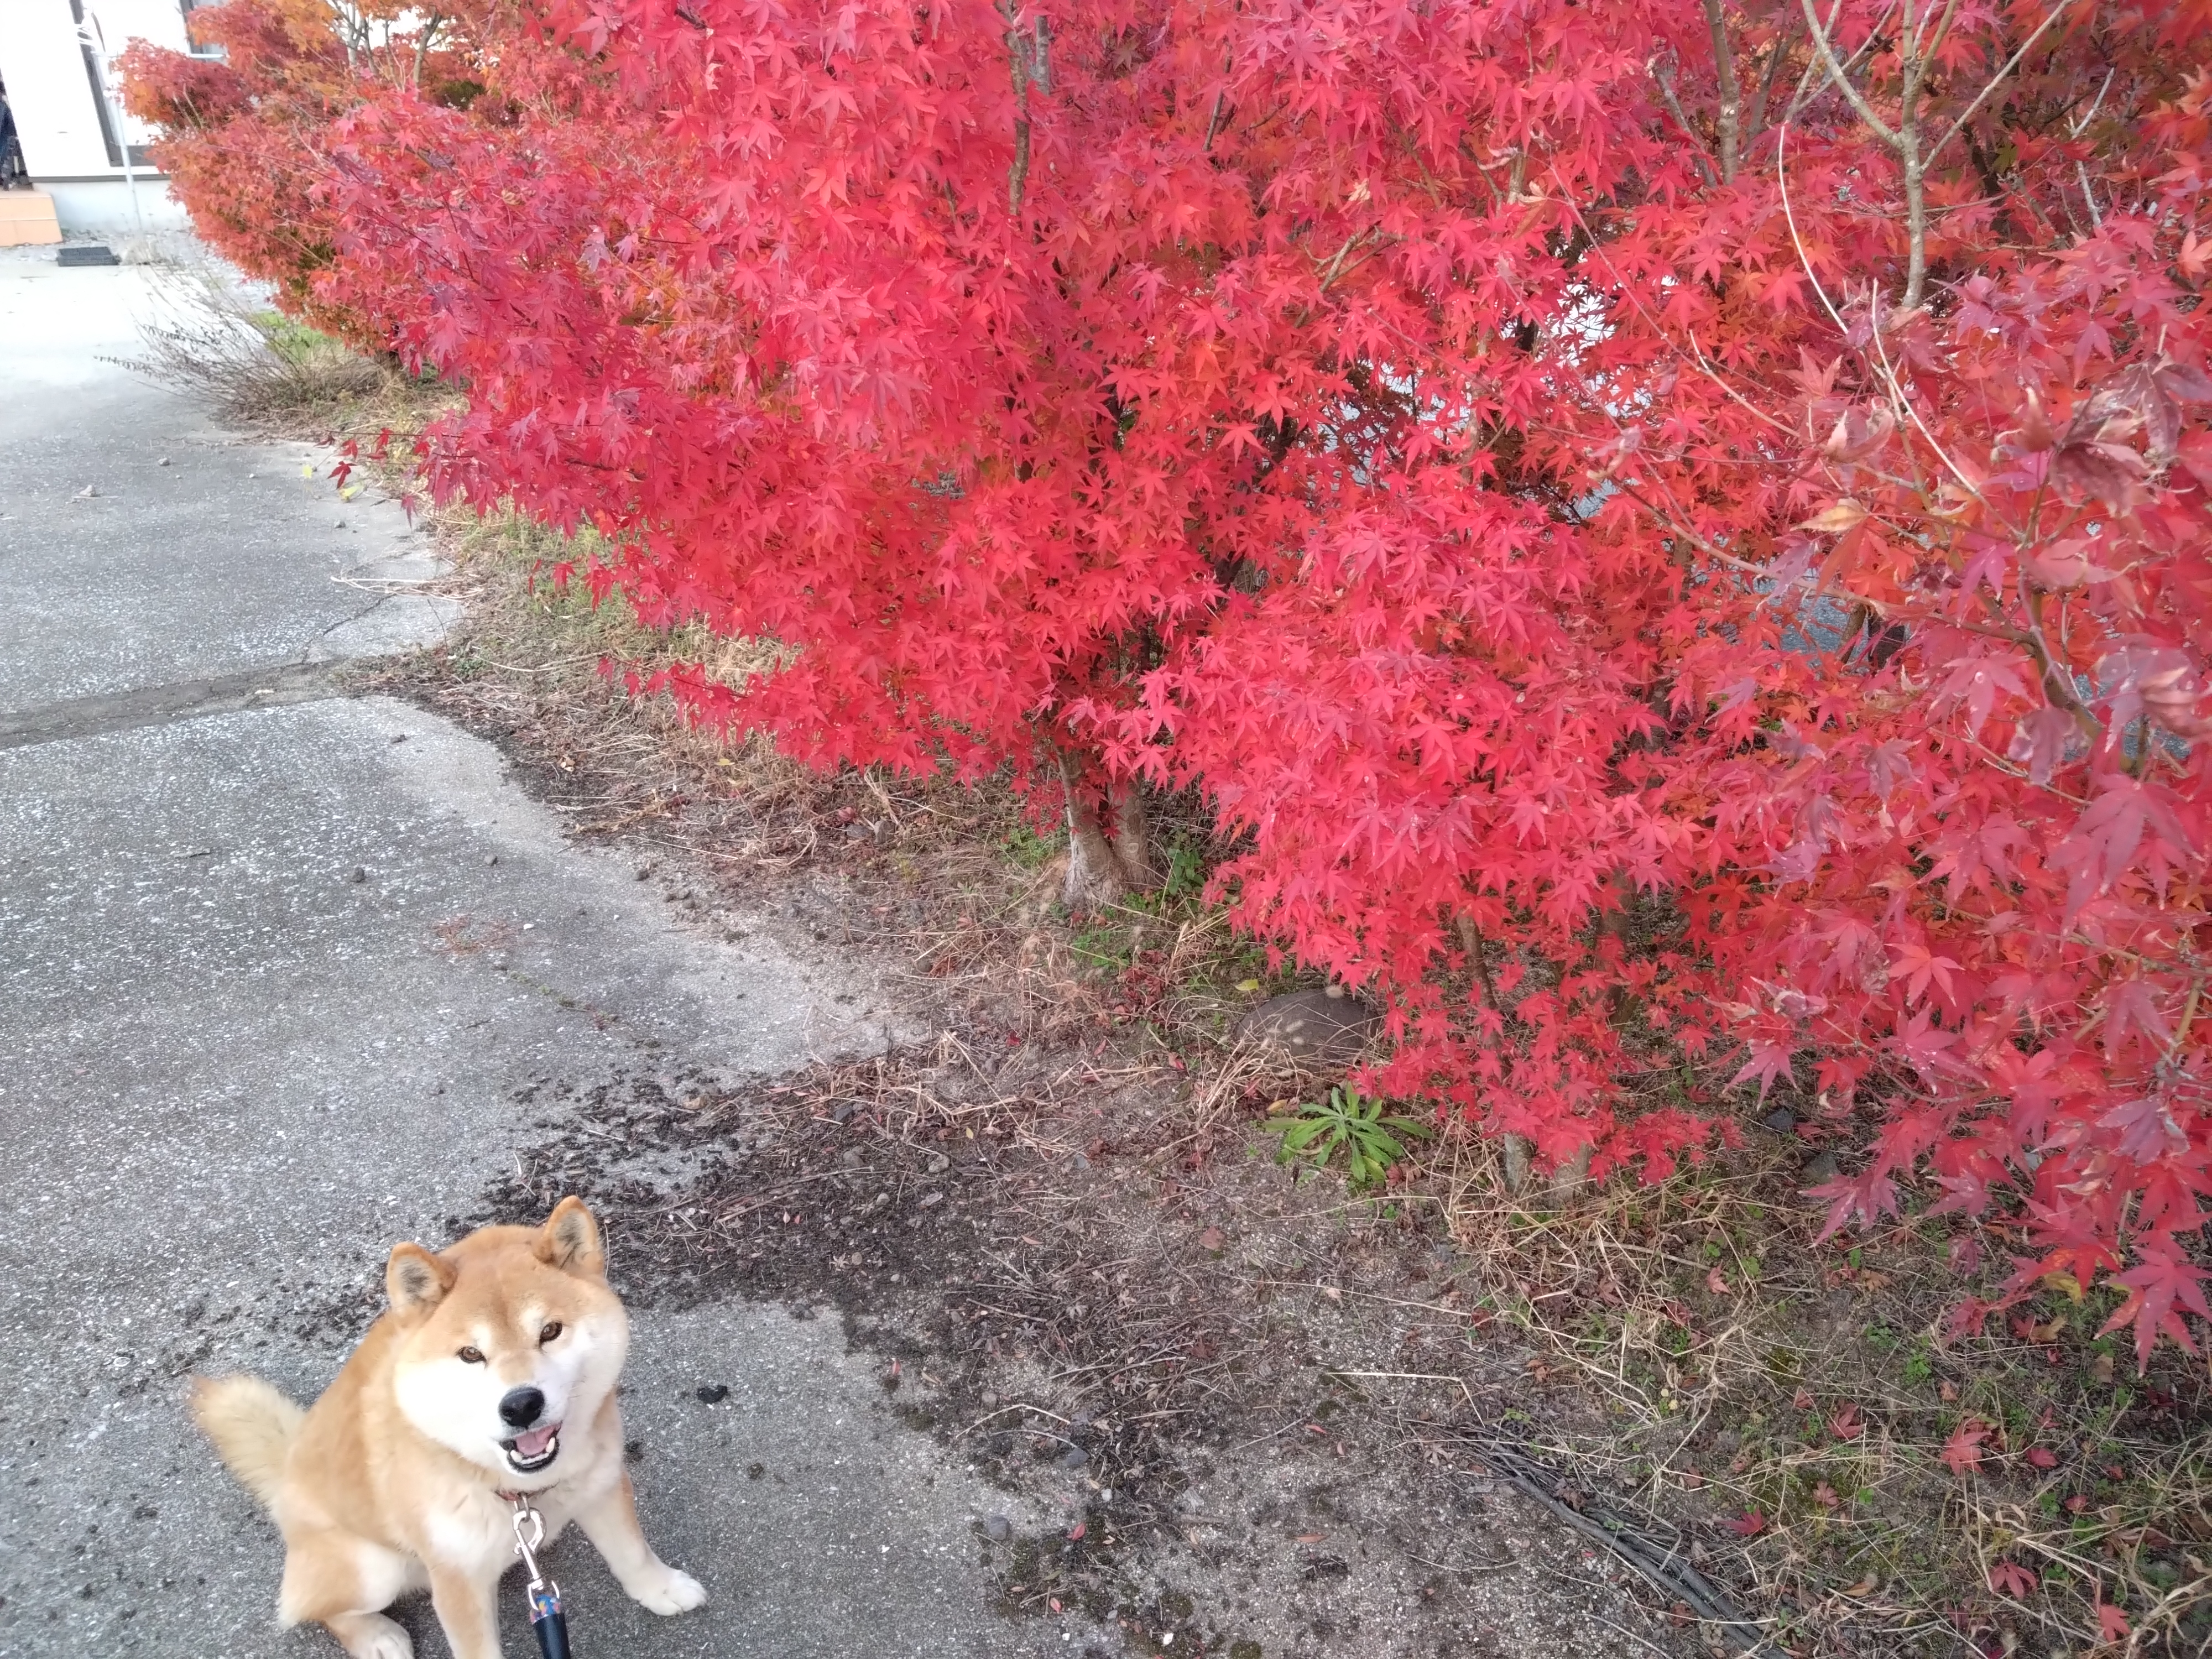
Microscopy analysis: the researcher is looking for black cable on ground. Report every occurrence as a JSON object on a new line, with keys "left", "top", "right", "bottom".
{"left": 1420, "top": 1420, "right": 1788, "bottom": 1659}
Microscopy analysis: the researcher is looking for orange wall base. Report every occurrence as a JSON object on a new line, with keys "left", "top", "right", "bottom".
{"left": 0, "top": 190, "right": 65, "bottom": 247}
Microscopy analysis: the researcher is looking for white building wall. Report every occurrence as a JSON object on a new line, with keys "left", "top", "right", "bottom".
{"left": 0, "top": 0, "right": 199, "bottom": 233}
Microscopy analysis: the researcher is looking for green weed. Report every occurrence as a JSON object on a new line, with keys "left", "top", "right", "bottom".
{"left": 1267, "top": 1086, "right": 1431, "bottom": 1190}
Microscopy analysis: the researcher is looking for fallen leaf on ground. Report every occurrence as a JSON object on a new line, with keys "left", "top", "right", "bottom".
{"left": 1727, "top": 1510, "right": 1767, "bottom": 1537}
{"left": 1828, "top": 1403, "right": 1863, "bottom": 1439}
{"left": 1942, "top": 1418, "right": 1993, "bottom": 1475}
{"left": 1198, "top": 1225, "right": 1225, "bottom": 1251}
{"left": 2024, "top": 1446, "right": 2059, "bottom": 1469}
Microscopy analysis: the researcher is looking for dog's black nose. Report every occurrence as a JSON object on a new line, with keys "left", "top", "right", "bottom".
{"left": 499, "top": 1386, "right": 546, "bottom": 1428}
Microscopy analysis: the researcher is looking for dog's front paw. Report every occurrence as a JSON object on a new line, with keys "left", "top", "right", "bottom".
{"left": 634, "top": 1566, "right": 707, "bottom": 1615}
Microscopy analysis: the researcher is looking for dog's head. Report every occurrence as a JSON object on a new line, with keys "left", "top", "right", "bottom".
{"left": 384, "top": 1197, "right": 628, "bottom": 1485}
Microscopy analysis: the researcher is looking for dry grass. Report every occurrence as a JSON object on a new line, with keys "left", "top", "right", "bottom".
{"left": 117, "top": 270, "right": 413, "bottom": 428}
{"left": 1439, "top": 1133, "right": 2212, "bottom": 1657}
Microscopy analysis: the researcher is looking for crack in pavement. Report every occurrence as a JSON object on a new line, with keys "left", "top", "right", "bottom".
{"left": 0, "top": 661, "right": 345, "bottom": 749}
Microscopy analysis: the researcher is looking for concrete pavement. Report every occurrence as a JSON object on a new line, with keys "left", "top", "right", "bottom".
{"left": 0, "top": 248, "right": 1054, "bottom": 1657}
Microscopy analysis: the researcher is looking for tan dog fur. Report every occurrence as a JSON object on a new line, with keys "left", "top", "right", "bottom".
{"left": 192, "top": 1198, "right": 703, "bottom": 1659}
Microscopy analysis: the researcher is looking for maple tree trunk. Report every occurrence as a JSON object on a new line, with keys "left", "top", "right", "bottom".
{"left": 1500, "top": 1134, "right": 1533, "bottom": 1196}
{"left": 1062, "top": 784, "right": 1126, "bottom": 913}
{"left": 1548, "top": 1143, "right": 1593, "bottom": 1202}
{"left": 1058, "top": 752, "right": 1155, "bottom": 913}
{"left": 1111, "top": 780, "right": 1156, "bottom": 889}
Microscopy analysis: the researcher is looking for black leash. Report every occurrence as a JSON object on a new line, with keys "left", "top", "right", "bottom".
{"left": 505, "top": 1492, "right": 572, "bottom": 1659}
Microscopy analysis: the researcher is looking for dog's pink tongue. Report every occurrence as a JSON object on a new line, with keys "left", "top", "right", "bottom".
{"left": 514, "top": 1424, "right": 559, "bottom": 1459}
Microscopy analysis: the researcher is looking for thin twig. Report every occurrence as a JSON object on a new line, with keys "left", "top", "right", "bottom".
{"left": 1927, "top": 0, "right": 2086, "bottom": 168}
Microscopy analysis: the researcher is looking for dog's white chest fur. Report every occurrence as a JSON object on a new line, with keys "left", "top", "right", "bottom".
{"left": 422, "top": 1488, "right": 533, "bottom": 1578}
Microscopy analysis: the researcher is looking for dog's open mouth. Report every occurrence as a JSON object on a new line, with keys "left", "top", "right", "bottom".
{"left": 502, "top": 1423, "right": 562, "bottom": 1474}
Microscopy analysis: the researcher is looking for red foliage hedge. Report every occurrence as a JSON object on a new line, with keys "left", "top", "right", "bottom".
{"left": 127, "top": 0, "right": 2212, "bottom": 1360}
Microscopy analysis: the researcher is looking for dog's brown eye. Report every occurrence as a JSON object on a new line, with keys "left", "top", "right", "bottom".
{"left": 457, "top": 1346, "right": 486, "bottom": 1365}
{"left": 539, "top": 1322, "right": 563, "bottom": 1344}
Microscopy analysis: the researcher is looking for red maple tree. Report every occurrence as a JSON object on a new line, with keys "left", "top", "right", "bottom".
{"left": 127, "top": 0, "right": 2212, "bottom": 1360}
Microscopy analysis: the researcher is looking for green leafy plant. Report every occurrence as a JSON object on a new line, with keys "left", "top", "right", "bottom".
{"left": 1268, "top": 1087, "right": 1431, "bottom": 1191}
{"left": 1160, "top": 837, "right": 1207, "bottom": 902}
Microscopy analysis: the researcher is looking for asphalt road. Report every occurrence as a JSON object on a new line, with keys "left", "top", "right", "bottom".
{"left": 0, "top": 249, "right": 1056, "bottom": 1658}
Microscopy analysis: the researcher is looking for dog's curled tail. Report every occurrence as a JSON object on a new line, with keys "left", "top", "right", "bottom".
{"left": 190, "top": 1374, "right": 304, "bottom": 1510}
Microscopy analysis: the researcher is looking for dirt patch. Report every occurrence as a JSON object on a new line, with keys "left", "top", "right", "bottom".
{"left": 437, "top": 1050, "right": 1729, "bottom": 1659}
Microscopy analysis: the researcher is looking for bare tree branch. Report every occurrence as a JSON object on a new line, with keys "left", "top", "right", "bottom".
{"left": 1926, "top": 0, "right": 2084, "bottom": 168}
{"left": 1650, "top": 57, "right": 1720, "bottom": 186}
{"left": 1895, "top": 0, "right": 1930, "bottom": 307}
{"left": 411, "top": 14, "right": 445, "bottom": 89}
{"left": 1702, "top": 0, "right": 1744, "bottom": 181}
{"left": 1741, "top": 6, "right": 1804, "bottom": 153}
{"left": 1798, "top": 0, "right": 1901, "bottom": 148}
{"left": 999, "top": 2, "right": 1048, "bottom": 213}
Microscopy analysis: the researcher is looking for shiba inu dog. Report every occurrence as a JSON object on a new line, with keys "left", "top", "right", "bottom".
{"left": 192, "top": 1197, "right": 705, "bottom": 1659}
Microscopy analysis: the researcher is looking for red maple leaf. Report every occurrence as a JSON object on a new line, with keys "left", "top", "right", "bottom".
{"left": 1940, "top": 1420, "right": 1992, "bottom": 1476}
{"left": 2098, "top": 1237, "right": 2212, "bottom": 1373}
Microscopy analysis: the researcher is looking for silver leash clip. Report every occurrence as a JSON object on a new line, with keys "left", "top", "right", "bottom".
{"left": 508, "top": 1494, "right": 554, "bottom": 1593}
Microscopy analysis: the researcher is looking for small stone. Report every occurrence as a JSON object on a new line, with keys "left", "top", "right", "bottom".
{"left": 695, "top": 1383, "right": 729, "bottom": 1404}
{"left": 1802, "top": 1152, "right": 1841, "bottom": 1186}
{"left": 1234, "top": 988, "right": 1379, "bottom": 1063}
{"left": 983, "top": 1515, "right": 1011, "bottom": 1542}
{"left": 348, "top": 867, "right": 367, "bottom": 884}
{"left": 1057, "top": 1447, "right": 1088, "bottom": 1470}
{"left": 1763, "top": 1108, "right": 1797, "bottom": 1134}
{"left": 157, "top": 457, "right": 171, "bottom": 466}
{"left": 486, "top": 855, "right": 499, "bottom": 867}
{"left": 925, "top": 1151, "right": 950, "bottom": 1175}
{"left": 335, "top": 517, "right": 346, "bottom": 528}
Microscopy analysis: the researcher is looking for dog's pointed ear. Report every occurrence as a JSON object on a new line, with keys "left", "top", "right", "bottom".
{"left": 385, "top": 1243, "right": 453, "bottom": 1319}
{"left": 536, "top": 1196, "right": 604, "bottom": 1277}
